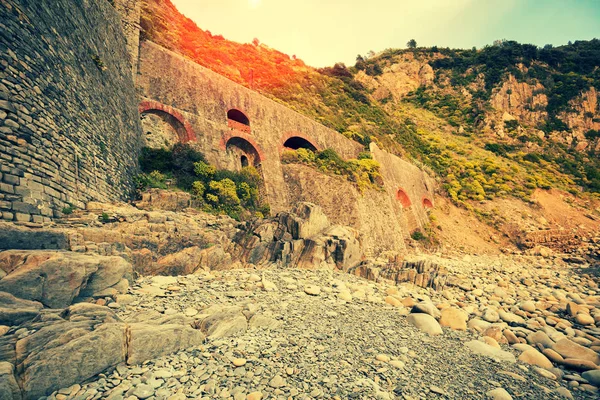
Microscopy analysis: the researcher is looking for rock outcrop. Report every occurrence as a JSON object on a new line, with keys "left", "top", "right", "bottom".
{"left": 0, "top": 302, "right": 206, "bottom": 400}
{"left": 234, "top": 202, "right": 362, "bottom": 271}
{"left": 0, "top": 251, "right": 132, "bottom": 308}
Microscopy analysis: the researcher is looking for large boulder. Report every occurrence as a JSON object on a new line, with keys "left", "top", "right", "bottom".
{"left": 0, "top": 251, "right": 132, "bottom": 308}
{"left": 15, "top": 304, "right": 126, "bottom": 400}
{"left": 439, "top": 308, "right": 468, "bottom": 331}
{"left": 196, "top": 306, "right": 248, "bottom": 339}
{"left": 0, "top": 292, "right": 43, "bottom": 326}
{"left": 10, "top": 303, "right": 207, "bottom": 399}
{"left": 279, "top": 203, "right": 330, "bottom": 240}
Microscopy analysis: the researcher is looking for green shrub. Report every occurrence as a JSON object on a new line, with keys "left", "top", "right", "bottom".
{"left": 134, "top": 170, "right": 168, "bottom": 191}
{"left": 61, "top": 206, "right": 74, "bottom": 215}
{"left": 411, "top": 230, "right": 427, "bottom": 241}
{"left": 194, "top": 161, "right": 216, "bottom": 180}
{"left": 191, "top": 181, "right": 205, "bottom": 199}
{"left": 283, "top": 148, "right": 383, "bottom": 191}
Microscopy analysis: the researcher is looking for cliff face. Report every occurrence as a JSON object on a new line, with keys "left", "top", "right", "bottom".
{"left": 355, "top": 53, "right": 435, "bottom": 102}
{"left": 360, "top": 52, "right": 599, "bottom": 153}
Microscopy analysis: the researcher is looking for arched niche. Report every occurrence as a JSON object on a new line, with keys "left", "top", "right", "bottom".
{"left": 422, "top": 197, "right": 434, "bottom": 209}
{"left": 282, "top": 136, "right": 318, "bottom": 152}
{"left": 227, "top": 109, "right": 251, "bottom": 134}
{"left": 226, "top": 136, "right": 262, "bottom": 171}
{"left": 140, "top": 109, "right": 185, "bottom": 149}
{"left": 396, "top": 188, "right": 412, "bottom": 208}
{"left": 138, "top": 101, "right": 196, "bottom": 146}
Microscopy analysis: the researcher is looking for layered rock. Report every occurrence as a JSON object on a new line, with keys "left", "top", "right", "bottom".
{"left": 1, "top": 302, "right": 206, "bottom": 400}
{"left": 0, "top": 251, "right": 132, "bottom": 308}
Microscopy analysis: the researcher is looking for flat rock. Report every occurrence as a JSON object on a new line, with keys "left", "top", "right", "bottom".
{"left": 465, "top": 340, "right": 516, "bottom": 363}
{"left": 518, "top": 349, "right": 553, "bottom": 369}
{"left": 304, "top": 285, "right": 321, "bottom": 296}
{"left": 552, "top": 338, "right": 600, "bottom": 365}
{"left": 439, "top": 308, "right": 467, "bottom": 330}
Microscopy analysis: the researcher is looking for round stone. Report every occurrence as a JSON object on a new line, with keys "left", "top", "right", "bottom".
{"left": 232, "top": 358, "right": 247, "bottom": 367}
{"left": 304, "top": 285, "right": 321, "bottom": 296}
{"left": 575, "top": 313, "right": 594, "bottom": 325}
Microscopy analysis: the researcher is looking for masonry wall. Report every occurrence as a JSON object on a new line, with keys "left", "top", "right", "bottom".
{"left": 371, "top": 143, "right": 435, "bottom": 232}
{"left": 113, "top": 0, "right": 142, "bottom": 76}
{"left": 282, "top": 164, "right": 407, "bottom": 254}
{"left": 136, "top": 41, "right": 364, "bottom": 213}
{"left": 0, "top": 0, "right": 142, "bottom": 223}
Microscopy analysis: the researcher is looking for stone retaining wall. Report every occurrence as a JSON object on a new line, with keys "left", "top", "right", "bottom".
{"left": 0, "top": 0, "right": 142, "bottom": 223}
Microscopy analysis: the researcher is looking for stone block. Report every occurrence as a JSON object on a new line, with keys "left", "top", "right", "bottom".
{"left": 2, "top": 174, "right": 19, "bottom": 185}
{"left": 14, "top": 213, "right": 30, "bottom": 222}
{"left": 0, "top": 100, "right": 15, "bottom": 113}
{"left": 11, "top": 201, "right": 39, "bottom": 214}
{"left": 0, "top": 183, "right": 14, "bottom": 194}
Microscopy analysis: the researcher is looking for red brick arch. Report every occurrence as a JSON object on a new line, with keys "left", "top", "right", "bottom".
{"left": 139, "top": 100, "right": 196, "bottom": 143}
{"left": 422, "top": 197, "right": 434, "bottom": 209}
{"left": 396, "top": 188, "right": 412, "bottom": 208}
{"left": 280, "top": 132, "right": 319, "bottom": 153}
{"left": 219, "top": 131, "right": 266, "bottom": 162}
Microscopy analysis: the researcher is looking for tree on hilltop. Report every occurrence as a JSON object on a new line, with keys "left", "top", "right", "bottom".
{"left": 407, "top": 39, "right": 417, "bottom": 49}
{"left": 355, "top": 55, "right": 366, "bottom": 70}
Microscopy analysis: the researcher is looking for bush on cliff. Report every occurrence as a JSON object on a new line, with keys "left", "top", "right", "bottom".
{"left": 282, "top": 148, "right": 383, "bottom": 192}
{"left": 137, "top": 144, "right": 269, "bottom": 220}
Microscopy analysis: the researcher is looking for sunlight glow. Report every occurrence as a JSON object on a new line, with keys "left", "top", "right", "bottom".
{"left": 248, "top": 0, "right": 261, "bottom": 9}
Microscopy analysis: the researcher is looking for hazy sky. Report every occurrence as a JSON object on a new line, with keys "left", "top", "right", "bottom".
{"left": 171, "top": 0, "right": 600, "bottom": 67}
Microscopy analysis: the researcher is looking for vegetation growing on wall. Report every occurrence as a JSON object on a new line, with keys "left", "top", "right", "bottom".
{"left": 136, "top": 144, "right": 269, "bottom": 220}
{"left": 281, "top": 148, "right": 383, "bottom": 192}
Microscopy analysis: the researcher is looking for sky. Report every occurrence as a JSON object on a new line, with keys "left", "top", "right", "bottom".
{"left": 171, "top": 0, "right": 600, "bottom": 67}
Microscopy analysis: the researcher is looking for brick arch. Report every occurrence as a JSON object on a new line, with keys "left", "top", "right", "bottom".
{"left": 227, "top": 108, "right": 251, "bottom": 134}
{"left": 219, "top": 131, "right": 266, "bottom": 162}
{"left": 139, "top": 100, "right": 196, "bottom": 143}
{"left": 396, "top": 188, "right": 412, "bottom": 208}
{"left": 280, "top": 132, "right": 319, "bottom": 153}
{"left": 422, "top": 197, "right": 434, "bottom": 209}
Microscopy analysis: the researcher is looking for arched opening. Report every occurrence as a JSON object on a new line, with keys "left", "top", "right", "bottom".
{"left": 226, "top": 137, "right": 261, "bottom": 171}
{"left": 283, "top": 136, "right": 318, "bottom": 152}
{"left": 396, "top": 189, "right": 412, "bottom": 208}
{"left": 227, "top": 109, "right": 250, "bottom": 126}
{"left": 422, "top": 198, "right": 433, "bottom": 209}
{"left": 140, "top": 109, "right": 187, "bottom": 149}
{"left": 227, "top": 109, "right": 251, "bottom": 134}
